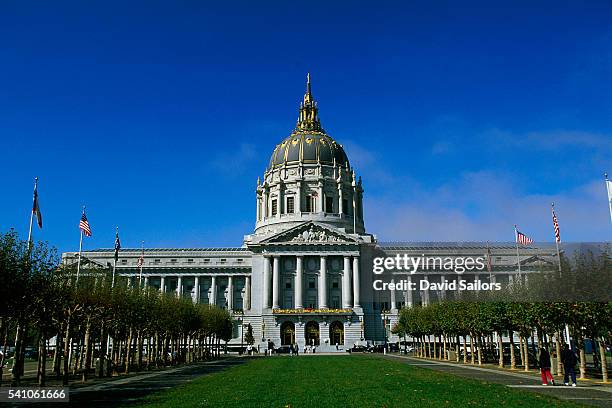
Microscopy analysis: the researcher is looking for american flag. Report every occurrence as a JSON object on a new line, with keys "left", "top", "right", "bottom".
{"left": 32, "top": 180, "right": 42, "bottom": 229}
{"left": 137, "top": 250, "right": 144, "bottom": 268}
{"left": 114, "top": 230, "right": 121, "bottom": 262}
{"left": 552, "top": 205, "right": 561, "bottom": 243}
{"left": 79, "top": 212, "right": 92, "bottom": 237}
{"left": 515, "top": 227, "right": 533, "bottom": 245}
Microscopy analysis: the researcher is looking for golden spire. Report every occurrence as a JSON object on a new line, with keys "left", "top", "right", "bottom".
{"left": 296, "top": 72, "right": 322, "bottom": 132}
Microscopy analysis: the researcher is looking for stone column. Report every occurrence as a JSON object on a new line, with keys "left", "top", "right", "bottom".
{"left": 390, "top": 277, "right": 397, "bottom": 311}
{"left": 264, "top": 190, "right": 269, "bottom": 219}
{"left": 342, "top": 256, "right": 352, "bottom": 308}
{"left": 296, "top": 181, "right": 303, "bottom": 216}
{"left": 338, "top": 185, "right": 344, "bottom": 215}
{"left": 319, "top": 256, "right": 328, "bottom": 308}
{"left": 263, "top": 257, "right": 271, "bottom": 309}
{"left": 227, "top": 276, "right": 233, "bottom": 311}
{"left": 176, "top": 276, "right": 182, "bottom": 298}
{"left": 440, "top": 275, "right": 446, "bottom": 300}
{"left": 278, "top": 184, "right": 284, "bottom": 217}
{"left": 256, "top": 195, "right": 261, "bottom": 221}
{"left": 194, "top": 276, "right": 200, "bottom": 304}
{"left": 317, "top": 181, "right": 324, "bottom": 213}
{"left": 272, "top": 256, "right": 280, "bottom": 309}
{"left": 160, "top": 276, "right": 165, "bottom": 294}
{"left": 352, "top": 256, "right": 361, "bottom": 307}
{"left": 245, "top": 275, "right": 251, "bottom": 310}
{"left": 295, "top": 256, "right": 303, "bottom": 309}
{"left": 144, "top": 276, "right": 149, "bottom": 288}
{"left": 405, "top": 276, "right": 413, "bottom": 307}
{"left": 210, "top": 276, "right": 217, "bottom": 305}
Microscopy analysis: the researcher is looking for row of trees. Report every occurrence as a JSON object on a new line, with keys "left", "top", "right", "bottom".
{"left": 393, "top": 300, "right": 611, "bottom": 381}
{"left": 0, "top": 230, "right": 235, "bottom": 386}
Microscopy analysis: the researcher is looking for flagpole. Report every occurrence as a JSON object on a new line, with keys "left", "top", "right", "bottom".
{"left": 27, "top": 177, "right": 38, "bottom": 249}
{"left": 605, "top": 172, "right": 612, "bottom": 223}
{"left": 112, "top": 226, "right": 118, "bottom": 287}
{"left": 514, "top": 225, "right": 521, "bottom": 278}
{"left": 139, "top": 240, "right": 144, "bottom": 285}
{"left": 486, "top": 241, "right": 492, "bottom": 282}
{"left": 552, "top": 203, "right": 562, "bottom": 274}
{"left": 76, "top": 206, "right": 85, "bottom": 285}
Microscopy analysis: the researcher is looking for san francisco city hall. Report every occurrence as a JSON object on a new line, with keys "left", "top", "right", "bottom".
{"left": 64, "top": 76, "right": 555, "bottom": 351}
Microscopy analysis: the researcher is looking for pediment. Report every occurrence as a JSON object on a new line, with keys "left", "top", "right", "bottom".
{"left": 261, "top": 222, "right": 358, "bottom": 244}
{"left": 520, "top": 255, "right": 554, "bottom": 266}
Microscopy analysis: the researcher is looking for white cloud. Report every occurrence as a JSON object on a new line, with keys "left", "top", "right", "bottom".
{"left": 366, "top": 172, "right": 611, "bottom": 242}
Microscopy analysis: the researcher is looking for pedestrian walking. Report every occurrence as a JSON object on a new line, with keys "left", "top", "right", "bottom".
{"left": 560, "top": 344, "right": 577, "bottom": 386}
{"left": 539, "top": 346, "right": 555, "bottom": 385}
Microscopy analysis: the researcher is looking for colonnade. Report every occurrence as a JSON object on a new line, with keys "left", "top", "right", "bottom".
{"left": 262, "top": 255, "right": 360, "bottom": 310}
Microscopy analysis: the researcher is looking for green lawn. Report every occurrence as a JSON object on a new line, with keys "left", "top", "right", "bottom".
{"left": 139, "top": 355, "right": 582, "bottom": 408}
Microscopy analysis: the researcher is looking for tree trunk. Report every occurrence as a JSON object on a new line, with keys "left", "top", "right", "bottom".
{"left": 443, "top": 335, "right": 448, "bottom": 360}
{"left": 62, "top": 319, "right": 71, "bottom": 385}
{"left": 98, "top": 325, "right": 107, "bottom": 378}
{"left": 469, "top": 334, "right": 475, "bottom": 365}
{"left": 53, "top": 327, "right": 62, "bottom": 378}
{"left": 518, "top": 334, "right": 525, "bottom": 368}
{"left": 455, "top": 336, "right": 460, "bottom": 362}
{"left": 462, "top": 336, "right": 467, "bottom": 364}
{"left": 554, "top": 332, "right": 561, "bottom": 376}
{"left": 523, "top": 335, "right": 530, "bottom": 372}
{"left": 477, "top": 336, "right": 482, "bottom": 366}
{"left": 433, "top": 336, "right": 437, "bottom": 359}
{"left": 37, "top": 334, "right": 47, "bottom": 386}
{"left": 579, "top": 343, "right": 587, "bottom": 379}
{"left": 510, "top": 330, "right": 516, "bottom": 369}
{"left": 599, "top": 338, "right": 608, "bottom": 383}
{"left": 81, "top": 318, "right": 92, "bottom": 383}
{"left": 497, "top": 331, "right": 504, "bottom": 367}
{"left": 125, "top": 328, "right": 133, "bottom": 374}
{"left": 11, "top": 323, "right": 24, "bottom": 385}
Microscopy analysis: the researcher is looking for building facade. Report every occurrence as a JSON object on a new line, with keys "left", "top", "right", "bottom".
{"left": 63, "top": 75, "right": 557, "bottom": 351}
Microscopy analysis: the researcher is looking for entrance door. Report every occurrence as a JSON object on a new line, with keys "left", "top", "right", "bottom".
{"left": 281, "top": 322, "right": 295, "bottom": 345}
{"left": 305, "top": 321, "right": 320, "bottom": 346}
{"left": 329, "top": 321, "right": 344, "bottom": 345}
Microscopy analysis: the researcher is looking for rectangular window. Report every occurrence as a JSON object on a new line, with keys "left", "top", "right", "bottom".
{"left": 220, "top": 259, "right": 227, "bottom": 263}
{"left": 285, "top": 280, "right": 292, "bottom": 289}
{"left": 305, "top": 195, "right": 312, "bottom": 212}
{"left": 271, "top": 199, "right": 278, "bottom": 216}
{"left": 187, "top": 259, "right": 194, "bottom": 264}
{"left": 170, "top": 259, "right": 177, "bottom": 264}
{"left": 307, "top": 296, "right": 317, "bottom": 309}
{"left": 331, "top": 296, "right": 340, "bottom": 309}
{"left": 286, "top": 196, "right": 295, "bottom": 214}
{"left": 308, "top": 279, "right": 315, "bottom": 289}
{"left": 154, "top": 259, "right": 160, "bottom": 264}
{"left": 203, "top": 259, "right": 210, "bottom": 263}
{"left": 343, "top": 199, "right": 348, "bottom": 214}
{"left": 325, "top": 196, "right": 334, "bottom": 213}
{"left": 332, "top": 280, "right": 339, "bottom": 289}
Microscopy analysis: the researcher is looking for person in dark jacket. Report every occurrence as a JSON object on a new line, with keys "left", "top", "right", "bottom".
{"left": 539, "top": 346, "right": 555, "bottom": 385}
{"left": 560, "top": 344, "right": 577, "bottom": 386}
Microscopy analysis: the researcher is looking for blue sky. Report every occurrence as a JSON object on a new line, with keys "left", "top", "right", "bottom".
{"left": 1, "top": 1, "right": 611, "bottom": 253}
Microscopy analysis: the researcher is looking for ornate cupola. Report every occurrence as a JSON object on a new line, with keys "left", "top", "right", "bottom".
{"left": 297, "top": 73, "right": 322, "bottom": 132}
{"left": 253, "top": 74, "right": 365, "bottom": 237}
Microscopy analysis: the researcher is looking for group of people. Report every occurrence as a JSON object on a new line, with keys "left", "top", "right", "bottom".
{"left": 538, "top": 344, "right": 578, "bottom": 387}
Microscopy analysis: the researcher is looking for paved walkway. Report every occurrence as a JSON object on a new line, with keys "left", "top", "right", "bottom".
{"left": 3, "top": 357, "right": 252, "bottom": 407}
{"left": 386, "top": 355, "right": 612, "bottom": 408}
